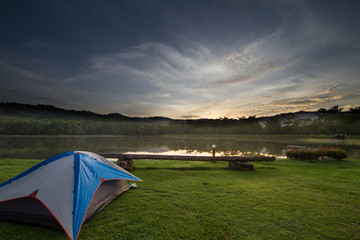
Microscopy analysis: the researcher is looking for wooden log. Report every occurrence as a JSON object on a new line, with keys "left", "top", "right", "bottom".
{"left": 101, "top": 153, "right": 276, "bottom": 162}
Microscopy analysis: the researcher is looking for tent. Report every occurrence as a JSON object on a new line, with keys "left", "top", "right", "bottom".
{"left": 0, "top": 151, "right": 142, "bottom": 240}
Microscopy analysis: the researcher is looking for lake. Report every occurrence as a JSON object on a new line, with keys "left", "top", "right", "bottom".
{"left": 0, "top": 135, "right": 358, "bottom": 159}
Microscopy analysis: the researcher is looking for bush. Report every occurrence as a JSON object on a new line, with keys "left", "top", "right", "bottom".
{"left": 325, "top": 148, "right": 347, "bottom": 160}
{"left": 286, "top": 149, "right": 315, "bottom": 160}
{"left": 286, "top": 147, "right": 347, "bottom": 161}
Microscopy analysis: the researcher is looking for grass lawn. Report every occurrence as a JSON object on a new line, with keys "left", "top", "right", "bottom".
{"left": 0, "top": 158, "right": 360, "bottom": 240}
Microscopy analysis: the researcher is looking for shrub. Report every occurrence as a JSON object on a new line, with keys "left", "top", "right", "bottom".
{"left": 286, "top": 147, "right": 347, "bottom": 161}
{"left": 314, "top": 147, "right": 327, "bottom": 159}
{"left": 325, "top": 148, "right": 347, "bottom": 160}
{"left": 286, "top": 149, "right": 316, "bottom": 160}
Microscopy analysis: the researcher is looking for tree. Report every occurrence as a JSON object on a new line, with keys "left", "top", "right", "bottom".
{"left": 264, "top": 118, "right": 283, "bottom": 134}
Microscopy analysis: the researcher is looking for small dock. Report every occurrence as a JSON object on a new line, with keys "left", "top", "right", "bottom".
{"left": 100, "top": 153, "right": 276, "bottom": 171}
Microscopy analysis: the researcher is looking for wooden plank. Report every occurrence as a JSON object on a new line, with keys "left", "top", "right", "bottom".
{"left": 100, "top": 153, "right": 276, "bottom": 162}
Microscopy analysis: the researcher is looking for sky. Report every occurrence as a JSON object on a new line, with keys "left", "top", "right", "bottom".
{"left": 1, "top": 0, "right": 360, "bottom": 119}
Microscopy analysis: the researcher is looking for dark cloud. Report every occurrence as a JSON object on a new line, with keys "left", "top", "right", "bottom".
{"left": 180, "top": 115, "right": 202, "bottom": 119}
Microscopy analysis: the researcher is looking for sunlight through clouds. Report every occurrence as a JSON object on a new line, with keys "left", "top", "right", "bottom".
{"left": 53, "top": 36, "right": 354, "bottom": 118}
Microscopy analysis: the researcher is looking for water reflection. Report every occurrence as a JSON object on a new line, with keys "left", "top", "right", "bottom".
{"left": 0, "top": 135, "right": 358, "bottom": 159}
{"left": 124, "top": 149, "right": 279, "bottom": 158}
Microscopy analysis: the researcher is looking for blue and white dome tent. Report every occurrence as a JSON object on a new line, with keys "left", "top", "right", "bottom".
{"left": 0, "top": 151, "right": 142, "bottom": 240}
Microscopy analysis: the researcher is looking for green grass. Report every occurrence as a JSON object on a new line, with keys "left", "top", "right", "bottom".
{"left": 1, "top": 158, "right": 360, "bottom": 239}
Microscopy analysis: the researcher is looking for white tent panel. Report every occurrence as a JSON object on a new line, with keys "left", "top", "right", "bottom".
{"left": 0, "top": 155, "right": 75, "bottom": 238}
{"left": 36, "top": 155, "right": 74, "bottom": 238}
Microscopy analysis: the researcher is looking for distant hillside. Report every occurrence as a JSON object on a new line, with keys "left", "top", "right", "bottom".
{"left": 0, "top": 102, "right": 357, "bottom": 123}
{"left": 0, "top": 102, "right": 171, "bottom": 122}
{"left": 258, "top": 111, "right": 319, "bottom": 127}
{"left": 0, "top": 102, "right": 359, "bottom": 135}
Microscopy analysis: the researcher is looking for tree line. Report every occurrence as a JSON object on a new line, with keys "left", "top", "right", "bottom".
{"left": 0, "top": 103, "right": 359, "bottom": 135}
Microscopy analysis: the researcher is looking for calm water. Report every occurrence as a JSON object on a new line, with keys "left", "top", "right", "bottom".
{"left": 0, "top": 135, "right": 358, "bottom": 159}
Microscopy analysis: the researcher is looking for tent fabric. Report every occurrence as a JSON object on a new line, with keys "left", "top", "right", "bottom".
{"left": 0, "top": 151, "right": 142, "bottom": 240}
{"left": 84, "top": 179, "right": 129, "bottom": 222}
{"left": 0, "top": 196, "right": 62, "bottom": 229}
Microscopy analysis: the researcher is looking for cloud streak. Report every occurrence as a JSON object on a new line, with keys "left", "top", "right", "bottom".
{"left": 270, "top": 84, "right": 343, "bottom": 107}
{"left": 79, "top": 39, "right": 297, "bottom": 89}
{"left": 211, "top": 53, "right": 296, "bottom": 87}
{"left": 236, "top": 84, "right": 345, "bottom": 117}
{"left": 61, "top": 39, "right": 299, "bottom": 116}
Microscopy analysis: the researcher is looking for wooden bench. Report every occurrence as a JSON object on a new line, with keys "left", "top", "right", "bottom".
{"left": 100, "top": 153, "right": 276, "bottom": 171}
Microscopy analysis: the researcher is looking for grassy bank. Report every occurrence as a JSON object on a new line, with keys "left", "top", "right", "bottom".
{"left": 1, "top": 158, "right": 360, "bottom": 239}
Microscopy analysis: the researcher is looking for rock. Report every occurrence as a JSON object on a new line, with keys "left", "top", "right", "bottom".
{"left": 117, "top": 159, "right": 134, "bottom": 170}
{"left": 228, "top": 161, "right": 254, "bottom": 171}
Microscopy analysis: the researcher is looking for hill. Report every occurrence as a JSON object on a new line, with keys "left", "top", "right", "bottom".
{"left": 258, "top": 111, "right": 319, "bottom": 127}
{"left": 0, "top": 102, "right": 359, "bottom": 135}
{"left": 0, "top": 102, "right": 170, "bottom": 122}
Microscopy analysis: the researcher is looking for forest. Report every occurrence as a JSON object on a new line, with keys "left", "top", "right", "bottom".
{"left": 0, "top": 103, "right": 359, "bottom": 135}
